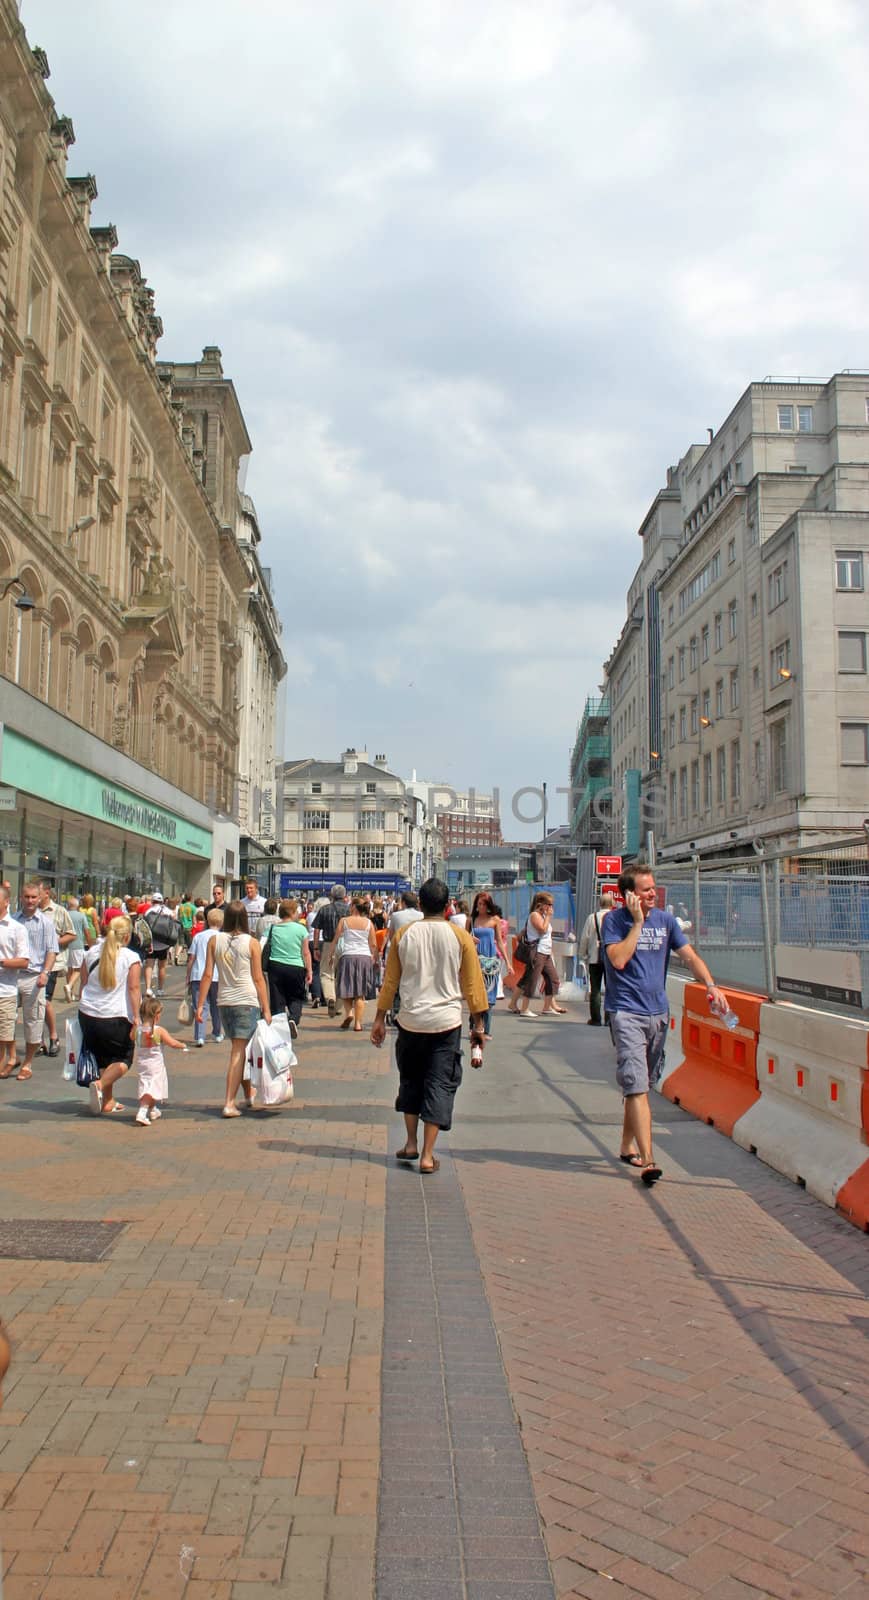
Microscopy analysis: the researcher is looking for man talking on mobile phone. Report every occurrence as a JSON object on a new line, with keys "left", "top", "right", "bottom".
{"left": 603, "top": 864, "right": 726, "bottom": 1186}
{"left": 371, "top": 878, "right": 488, "bottom": 1176}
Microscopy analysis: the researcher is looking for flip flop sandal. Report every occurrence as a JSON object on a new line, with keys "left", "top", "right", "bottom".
{"left": 395, "top": 1148, "right": 419, "bottom": 1162}
{"left": 641, "top": 1164, "right": 663, "bottom": 1186}
{"left": 15, "top": 1066, "right": 33, "bottom": 1081}
{"left": 619, "top": 1153, "right": 644, "bottom": 1167}
{"left": 419, "top": 1158, "right": 440, "bottom": 1175}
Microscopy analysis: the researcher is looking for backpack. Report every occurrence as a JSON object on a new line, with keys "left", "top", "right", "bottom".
{"left": 134, "top": 916, "right": 153, "bottom": 953}
{"left": 145, "top": 907, "right": 180, "bottom": 947}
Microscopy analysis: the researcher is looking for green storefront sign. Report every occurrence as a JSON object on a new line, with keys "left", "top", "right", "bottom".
{"left": 2, "top": 729, "right": 211, "bottom": 858}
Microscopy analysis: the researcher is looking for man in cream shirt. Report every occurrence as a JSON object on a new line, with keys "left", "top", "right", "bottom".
{"left": 0, "top": 885, "right": 30, "bottom": 1077}
{"left": 371, "top": 878, "right": 488, "bottom": 1175}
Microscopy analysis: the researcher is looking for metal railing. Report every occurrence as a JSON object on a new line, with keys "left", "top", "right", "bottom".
{"left": 659, "top": 828, "right": 869, "bottom": 1010}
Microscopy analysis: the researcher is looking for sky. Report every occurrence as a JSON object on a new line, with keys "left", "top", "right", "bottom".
{"left": 22, "top": 0, "right": 869, "bottom": 837}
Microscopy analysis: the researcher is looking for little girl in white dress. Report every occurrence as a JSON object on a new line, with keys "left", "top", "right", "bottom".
{"left": 136, "top": 996, "right": 187, "bottom": 1126}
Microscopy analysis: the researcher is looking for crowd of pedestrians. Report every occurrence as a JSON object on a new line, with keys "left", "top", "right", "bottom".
{"left": 0, "top": 867, "right": 722, "bottom": 1189}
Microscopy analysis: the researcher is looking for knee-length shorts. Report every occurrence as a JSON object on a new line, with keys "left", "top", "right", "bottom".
{"left": 394, "top": 1023, "right": 463, "bottom": 1131}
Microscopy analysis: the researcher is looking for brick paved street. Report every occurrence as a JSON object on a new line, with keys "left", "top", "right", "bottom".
{"left": 1, "top": 989, "right": 868, "bottom": 1597}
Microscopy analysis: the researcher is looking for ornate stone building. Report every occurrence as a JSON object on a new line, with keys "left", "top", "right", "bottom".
{"left": 0, "top": 6, "right": 283, "bottom": 895}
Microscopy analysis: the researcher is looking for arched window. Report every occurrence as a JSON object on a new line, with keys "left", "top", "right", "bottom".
{"left": 96, "top": 641, "right": 116, "bottom": 743}
{"left": 14, "top": 566, "right": 46, "bottom": 696}
{"left": 46, "top": 595, "right": 72, "bottom": 710}
{"left": 74, "top": 619, "right": 96, "bottom": 722}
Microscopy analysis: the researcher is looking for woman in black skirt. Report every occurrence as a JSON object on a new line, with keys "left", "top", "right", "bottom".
{"left": 79, "top": 915, "right": 142, "bottom": 1115}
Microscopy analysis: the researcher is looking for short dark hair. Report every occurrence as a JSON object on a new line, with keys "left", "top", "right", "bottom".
{"left": 618, "top": 862, "right": 655, "bottom": 896}
{"left": 400, "top": 891, "right": 419, "bottom": 909}
{"left": 222, "top": 900, "right": 250, "bottom": 935}
{"left": 419, "top": 877, "right": 449, "bottom": 915}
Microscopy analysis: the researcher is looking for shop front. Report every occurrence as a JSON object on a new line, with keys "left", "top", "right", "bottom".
{"left": 0, "top": 715, "right": 212, "bottom": 901}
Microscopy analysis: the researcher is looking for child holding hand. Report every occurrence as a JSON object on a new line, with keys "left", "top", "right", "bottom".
{"left": 136, "top": 995, "right": 186, "bottom": 1126}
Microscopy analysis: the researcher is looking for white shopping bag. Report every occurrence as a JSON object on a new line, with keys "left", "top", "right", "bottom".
{"left": 246, "top": 1017, "right": 296, "bottom": 1104}
{"left": 63, "top": 1015, "right": 82, "bottom": 1081}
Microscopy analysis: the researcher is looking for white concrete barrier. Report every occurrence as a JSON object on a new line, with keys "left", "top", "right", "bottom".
{"left": 732, "top": 1002, "right": 869, "bottom": 1210}
{"left": 659, "top": 973, "right": 688, "bottom": 1088}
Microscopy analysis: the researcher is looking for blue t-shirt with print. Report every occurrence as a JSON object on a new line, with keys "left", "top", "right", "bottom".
{"left": 602, "top": 907, "right": 687, "bottom": 1016}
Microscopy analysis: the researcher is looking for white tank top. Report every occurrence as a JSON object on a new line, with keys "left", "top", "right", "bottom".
{"left": 526, "top": 915, "right": 553, "bottom": 955}
{"left": 212, "top": 931, "right": 258, "bottom": 1004}
{"left": 342, "top": 919, "right": 372, "bottom": 956}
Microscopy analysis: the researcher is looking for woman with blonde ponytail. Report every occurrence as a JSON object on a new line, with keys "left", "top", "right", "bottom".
{"left": 79, "top": 914, "right": 142, "bottom": 1116}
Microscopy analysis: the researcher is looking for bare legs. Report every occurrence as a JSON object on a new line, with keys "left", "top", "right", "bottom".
{"left": 621, "top": 1092, "right": 653, "bottom": 1165}
{"left": 99, "top": 1060, "right": 128, "bottom": 1113}
{"left": 223, "top": 1040, "right": 254, "bottom": 1115}
{"left": 353, "top": 997, "right": 365, "bottom": 1031}
{"left": 401, "top": 1111, "right": 439, "bottom": 1172}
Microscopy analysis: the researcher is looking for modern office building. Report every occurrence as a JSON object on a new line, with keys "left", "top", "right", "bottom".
{"left": 590, "top": 373, "right": 869, "bottom": 863}
{"left": 568, "top": 696, "right": 611, "bottom": 851}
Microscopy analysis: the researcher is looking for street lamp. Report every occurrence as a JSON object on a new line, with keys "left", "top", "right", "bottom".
{"left": 1, "top": 576, "right": 36, "bottom": 611}
{"left": 66, "top": 515, "right": 95, "bottom": 544}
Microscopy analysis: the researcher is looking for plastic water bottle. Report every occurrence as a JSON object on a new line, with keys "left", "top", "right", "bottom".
{"left": 708, "top": 993, "right": 738, "bottom": 1031}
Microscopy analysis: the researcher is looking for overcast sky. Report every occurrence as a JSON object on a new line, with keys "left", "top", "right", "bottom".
{"left": 23, "top": 0, "right": 869, "bottom": 836}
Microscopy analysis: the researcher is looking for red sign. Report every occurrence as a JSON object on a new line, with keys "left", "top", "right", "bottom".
{"left": 600, "top": 882, "right": 625, "bottom": 904}
{"left": 595, "top": 855, "right": 623, "bottom": 877}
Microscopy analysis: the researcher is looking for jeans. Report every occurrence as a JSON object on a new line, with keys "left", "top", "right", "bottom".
{"left": 193, "top": 980, "right": 220, "bottom": 1042}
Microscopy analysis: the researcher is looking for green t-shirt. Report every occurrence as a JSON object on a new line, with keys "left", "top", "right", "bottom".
{"left": 179, "top": 900, "right": 196, "bottom": 931}
{"left": 267, "top": 920, "right": 307, "bottom": 966}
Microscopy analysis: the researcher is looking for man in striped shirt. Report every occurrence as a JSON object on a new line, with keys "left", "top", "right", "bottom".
{"left": 13, "top": 882, "right": 59, "bottom": 1082}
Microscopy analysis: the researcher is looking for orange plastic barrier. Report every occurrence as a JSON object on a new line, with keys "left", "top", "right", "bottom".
{"left": 660, "top": 982, "right": 762, "bottom": 1136}
{"left": 833, "top": 1029, "right": 869, "bottom": 1230}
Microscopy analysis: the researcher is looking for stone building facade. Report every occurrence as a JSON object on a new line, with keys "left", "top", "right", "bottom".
{"left": 0, "top": 7, "right": 284, "bottom": 895}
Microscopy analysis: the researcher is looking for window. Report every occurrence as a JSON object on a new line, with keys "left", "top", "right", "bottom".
{"left": 310, "top": 782, "right": 322, "bottom": 794}
{"left": 358, "top": 809, "right": 386, "bottom": 830}
{"left": 836, "top": 551, "right": 864, "bottom": 591}
{"left": 669, "top": 772, "right": 677, "bottom": 822}
{"left": 679, "top": 767, "right": 688, "bottom": 819}
{"left": 667, "top": 655, "right": 675, "bottom": 689}
{"left": 690, "top": 697, "right": 698, "bottom": 735}
{"left": 702, "top": 689, "right": 711, "bottom": 722}
{"left": 365, "top": 782, "right": 377, "bottom": 795}
{"left": 777, "top": 404, "right": 794, "bottom": 430}
{"left": 838, "top": 631, "right": 867, "bottom": 673}
{"left": 753, "top": 665, "right": 760, "bottom": 691}
{"left": 730, "top": 740, "right": 741, "bottom": 799}
{"left": 770, "top": 641, "right": 791, "bottom": 686}
{"left": 691, "top": 759, "right": 700, "bottom": 813}
{"left": 689, "top": 636, "right": 698, "bottom": 671}
{"left": 679, "top": 706, "right": 687, "bottom": 741}
{"left": 770, "top": 719, "right": 789, "bottom": 792}
{"left": 302, "top": 844, "right": 328, "bottom": 869}
{"left": 797, "top": 405, "right": 813, "bottom": 432}
{"left": 358, "top": 845, "right": 385, "bottom": 870}
{"left": 767, "top": 562, "right": 788, "bottom": 610}
{"left": 703, "top": 752, "right": 712, "bottom": 808}
{"left": 303, "top": 808, "right": 330, "bottom": 830}
{"left": 750, "top": 592, "right": 758, "bottom": 618}
{"left": 728, "top": 599, "right": 738, "bottom": 639}
{"left": 714, "top": 613, "right": 722, "bottom": 652}
{"left": 727, "top": 538, "right": 736, "bottom": 565}
{"left": 678, "top": 551, "right": 721, "bottom": 614}
{"left": 730, "top": 669, "right": 740, "bottom": 710}
{"left": 677, "top": 646, "right": 685, "bottom": 682}
{"left": 668, "top": 604, "right": 674, "bottom": 626}
{"left": 716, "top": 746, "right": 727, "bottom": 804}
{"left": 701, "top": 625, "right": 709, "bottom": 662}
{"left": 841, "top": 723, "right": 869, "bottom": 765}
{"left": 669, "top": 713, "right": 676, "bottom": 747}
{"left": 735, "top": 458, "right": 743, "bottom": 483}
{"left": 716, "top": 679, "right": 724, "bottom": 718}
{"left": 753, "top": 740, "right": 762, "bottom": 783}
{"left": 787, "top": 464, "right": 807, "bottom": 474}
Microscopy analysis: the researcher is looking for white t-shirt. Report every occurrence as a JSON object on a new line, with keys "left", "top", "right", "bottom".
{"left": 388, "top": 908, "right": 423, "bottom": 937}
{"left": 80, "top": 942, "right": 141, "bottom": 1020}
{"left": 449, "top": 913, "right": 468, "bottom": 930}
{"left": 0, "top": 912, "right": 28, "bottom": 997}
{"left": 526, "top": 915, "right": 553, "bottom": 955}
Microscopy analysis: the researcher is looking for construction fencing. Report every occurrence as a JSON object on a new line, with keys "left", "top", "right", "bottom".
{"left": 658, "top": 834, "right": 869, "bottom": 1009}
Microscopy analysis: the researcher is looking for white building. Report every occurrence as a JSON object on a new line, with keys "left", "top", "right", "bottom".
{"left": 604, "top": 372, "right": 869, "bottom": 860}
{"left": 276, "top": 748, "right": 415, "bottom": 895}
